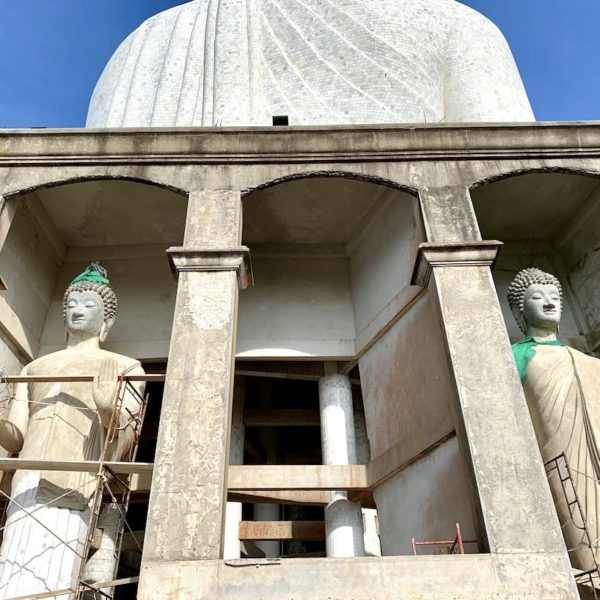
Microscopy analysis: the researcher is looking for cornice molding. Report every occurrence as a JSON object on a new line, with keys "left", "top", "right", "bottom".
{"left": 1, "top": 123, "right": 600, "bottom": 166}
{"left": 167, "top": 247, "right": 253, "bottom": 290}
{"left": 411, "top": 241, "right": 503, "bottom": 288}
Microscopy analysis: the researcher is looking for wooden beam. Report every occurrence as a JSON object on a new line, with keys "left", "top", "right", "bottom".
{"left": 84, "top": 576, "right": 139, "bottom": 591}
{"left": 228, "top": 465, "right": 368, "bottom": 491}
{"left": 228, "top": 490, "right": 330, "bottom": 506}
{"left": 0, "top": 374, "right": 165, "bottom": 383}
{"left": 0, "top": 458, "right": 153, "bottom": 476}
{"left": 235, "top": 361, "right": 324, "bottom": 382}
{"left": 244, "top": 409, "right": 320, "bottom": 427}
{"left": 239, "top": 520, "right": 325, "bottom": 541}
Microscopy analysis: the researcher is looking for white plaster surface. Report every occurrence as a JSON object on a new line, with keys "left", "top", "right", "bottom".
{"left": 0, "top": 201, "right": 60, "bottom": 350}
{"left": 324, "top": 498, "right": 365, "bottom": 558}
{"left": 237, "top": 255, "right": 355, "bottom": 357}
{"left": 87, "top": 0, "right": 534, "bottom": 128}
{"left": 348, "top": 194, "right": 422, "bottom": 334}
{"left": 359, "top": 293, "right": 456, "bottom": 459}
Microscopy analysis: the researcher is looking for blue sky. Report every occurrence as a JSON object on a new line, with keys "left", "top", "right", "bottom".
{"left": 0, "top": 0, "right": 598, "bottom": 128}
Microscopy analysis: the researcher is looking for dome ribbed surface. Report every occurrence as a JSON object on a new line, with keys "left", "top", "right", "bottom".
{"left": 87, "top": 0, "right": 534, "bottom": 127}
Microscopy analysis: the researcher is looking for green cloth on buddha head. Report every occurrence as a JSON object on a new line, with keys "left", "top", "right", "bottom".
{"left": 69, "top": 263, "right": 110, "bottom": 286}
{"left": 511, "top": 336, "right": 562, "bottom": 382}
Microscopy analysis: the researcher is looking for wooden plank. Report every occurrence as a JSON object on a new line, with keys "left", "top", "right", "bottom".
{"left": 228, "top": 490, "right": 330, "bottom": 506}
{"left": 228, "top": 465, "right": 368, "bottom": 491}
{"left": 244, "top": 409, "right": 320, "bottom": 427}
{"left": 84, "top": 576, "right": 139, "bottom": 590}
{"left": 0, "top": 458, "right": 153, "bottom": 475}
{"left": 235, "top": 361, "right": 324, "bottom": 381}
{"left": 1, "top": 374, "right": 165, "bottom": 383}
{"left": 239, "top": 520, "right": 325, "bottom": 541}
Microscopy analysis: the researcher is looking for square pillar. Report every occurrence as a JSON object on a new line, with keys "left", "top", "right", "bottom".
{"left": 412, "top": 242, "right": 576, "bottom": 592}
{"left": 139, "top": 190, "right": 252, "bottom": 597}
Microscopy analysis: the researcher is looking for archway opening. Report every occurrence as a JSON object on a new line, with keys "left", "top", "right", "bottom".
{"left": 230, "top": 174, "right": 480, "bottom": 559}
{"left": 0, "top": 178, "right": 187, "bottom": 596}
{"left": 472, "top": 171, "right": 600, "bottom": 350}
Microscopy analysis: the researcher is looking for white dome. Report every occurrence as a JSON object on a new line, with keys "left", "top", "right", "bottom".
{"left": 87, "top": 0, "right": 534, "bottom": 128}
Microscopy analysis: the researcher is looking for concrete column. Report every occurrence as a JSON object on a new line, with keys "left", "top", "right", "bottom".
{"left": 319, "top": 366, "right": 365, "bottom": 558}
{"left": 139, "top": 190, "right": 252, "bottom": 597}
{"left": 412, "top": 242, "right": 575, "bottom": 561}
{"left": 224, "top": 377, "right": 246, "bottom": 560}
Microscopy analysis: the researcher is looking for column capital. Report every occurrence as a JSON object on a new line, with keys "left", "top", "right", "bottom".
{"left": 411, "top": 241, "right": 503, "bottom": 287}
{"left": 167, "top": 247, "right": 254, "bottom": 289}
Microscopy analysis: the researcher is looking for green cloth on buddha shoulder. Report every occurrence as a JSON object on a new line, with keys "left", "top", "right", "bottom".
{"left": 511, "top": 336, "right": 562, "bottom": 382}
{"left": 70, "top": 264, "right": 109, "bottom": 286}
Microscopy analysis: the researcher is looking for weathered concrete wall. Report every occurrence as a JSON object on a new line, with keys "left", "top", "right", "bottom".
{"left": 0, "top": 124, "right": 596, "bottom": 599}
{"left": 237, "top": 255, "right": 354, "bottom": 357}
{"left": 0, "top": 199, "right": 60, "bottom": 353}
{"left": 556, "top": 185, "right": 600, "bottom": 338}
{"left": 39, "top": 253, "right": 177, "bottom": 360}
{"left": 359, "top": 293, "right": 456, "bottom": 460}
{"left": 349, "top": 193, "right": 422, "bottom": 335}
{"left": 374, "top": 436, "right": 478, "bottom": 556}
{"left": 138, "top": 553, "right": 577, "bottom": 599}
{"left": 359, "top": 289, "right": 474, "bottom": 557}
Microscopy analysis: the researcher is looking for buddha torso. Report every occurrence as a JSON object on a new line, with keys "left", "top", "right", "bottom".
{"left": 87, "top": 0, "right": 534, "bottom": 127}
{"left": 14, "top": 349, "right": 140, "bottom": 509}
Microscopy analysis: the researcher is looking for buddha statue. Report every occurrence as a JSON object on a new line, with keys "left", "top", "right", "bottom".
{"left": 0, "top": 264, "right": 145, "bottom": 599}
{"left": 87, "top": 0, "right": 534, "bottom": 128}
{"left": 508, "top": 268, "right": 600, "bottom": 573}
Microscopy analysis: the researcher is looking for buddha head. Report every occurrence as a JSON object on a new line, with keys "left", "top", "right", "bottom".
{"left": 62, "top": 263, "right": 118, "bottom": 343}
{"left": 507, "top": 268, "right": 563, "bottom": 335}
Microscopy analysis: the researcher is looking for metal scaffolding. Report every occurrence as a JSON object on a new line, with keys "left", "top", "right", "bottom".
{"left": 411, "top": 522, "right": 477, "bottom": 556}
{"left": 0, "top": 373, "right": 164, "bottom": 600}
{"left": 545, "top": 452, "right": 600, "bottom": 598}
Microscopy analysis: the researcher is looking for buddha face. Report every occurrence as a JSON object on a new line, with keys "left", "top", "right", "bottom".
{"left": 65, "top": 290, "right": 106, "bottom": 339}
{"left": 522, "top": 283, "right": 561, "bottom": 332}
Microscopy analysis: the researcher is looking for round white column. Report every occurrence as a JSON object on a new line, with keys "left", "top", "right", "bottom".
{"left": 319, "top": 369, "right": 365, "bottom": 557}
{"left": 254, "top": 503, "right": 280, "bottom": 557}
{"left": 224, "top": 377, "right": 245, "bottom": 560}
{"left": 354, "top": 403, "right": 382, "bottom": 556}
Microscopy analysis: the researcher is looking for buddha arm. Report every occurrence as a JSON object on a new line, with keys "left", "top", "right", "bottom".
{"left": 113, "top": 363, "right": 146, "bottom": 460}
{"left": 0, "top": 372, "right": 29, "bottom": 454}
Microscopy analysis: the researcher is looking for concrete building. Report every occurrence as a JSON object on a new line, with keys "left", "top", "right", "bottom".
{"left": 0, "top": 1, "right": 598, "bottom": 599}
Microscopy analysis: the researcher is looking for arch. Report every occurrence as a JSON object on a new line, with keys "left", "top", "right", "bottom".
{"left": 242, "top": 170, "right": 417, "bottom": 198}
{"left": 3, "top": 174, "right": 189, "bottom": 201}
{"left": 469, "top": 166, "right": 600, "bottom": 191}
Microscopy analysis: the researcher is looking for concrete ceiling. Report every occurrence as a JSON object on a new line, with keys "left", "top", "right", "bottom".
{"left": 243, "top": 178, "right": 402, "bottom": 245}
{"left": 32, "top": 180, "right": 187, "bottom": 247}
{"left": 472, "top": 173, "right": 600, "bottom": 241}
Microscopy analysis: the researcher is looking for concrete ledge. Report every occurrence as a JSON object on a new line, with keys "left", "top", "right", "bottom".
{"left": 138, "top": 553, "right": 578, "bottom": 599}
{"left": 168, "top": 247, "right": 253, "bottom": 289}
{"left": 411, "top": 241, "right": 503, "bottom": 287}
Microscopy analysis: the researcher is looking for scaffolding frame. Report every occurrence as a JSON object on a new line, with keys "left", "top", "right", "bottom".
{"left": 411, "top": 522, "right": 477, "bottom": 556}
{"left": 0, "top": 373, "right": 164, "bottom": 600}
{"left": 545, "top": 452, "right": 600, "bottom": 598}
